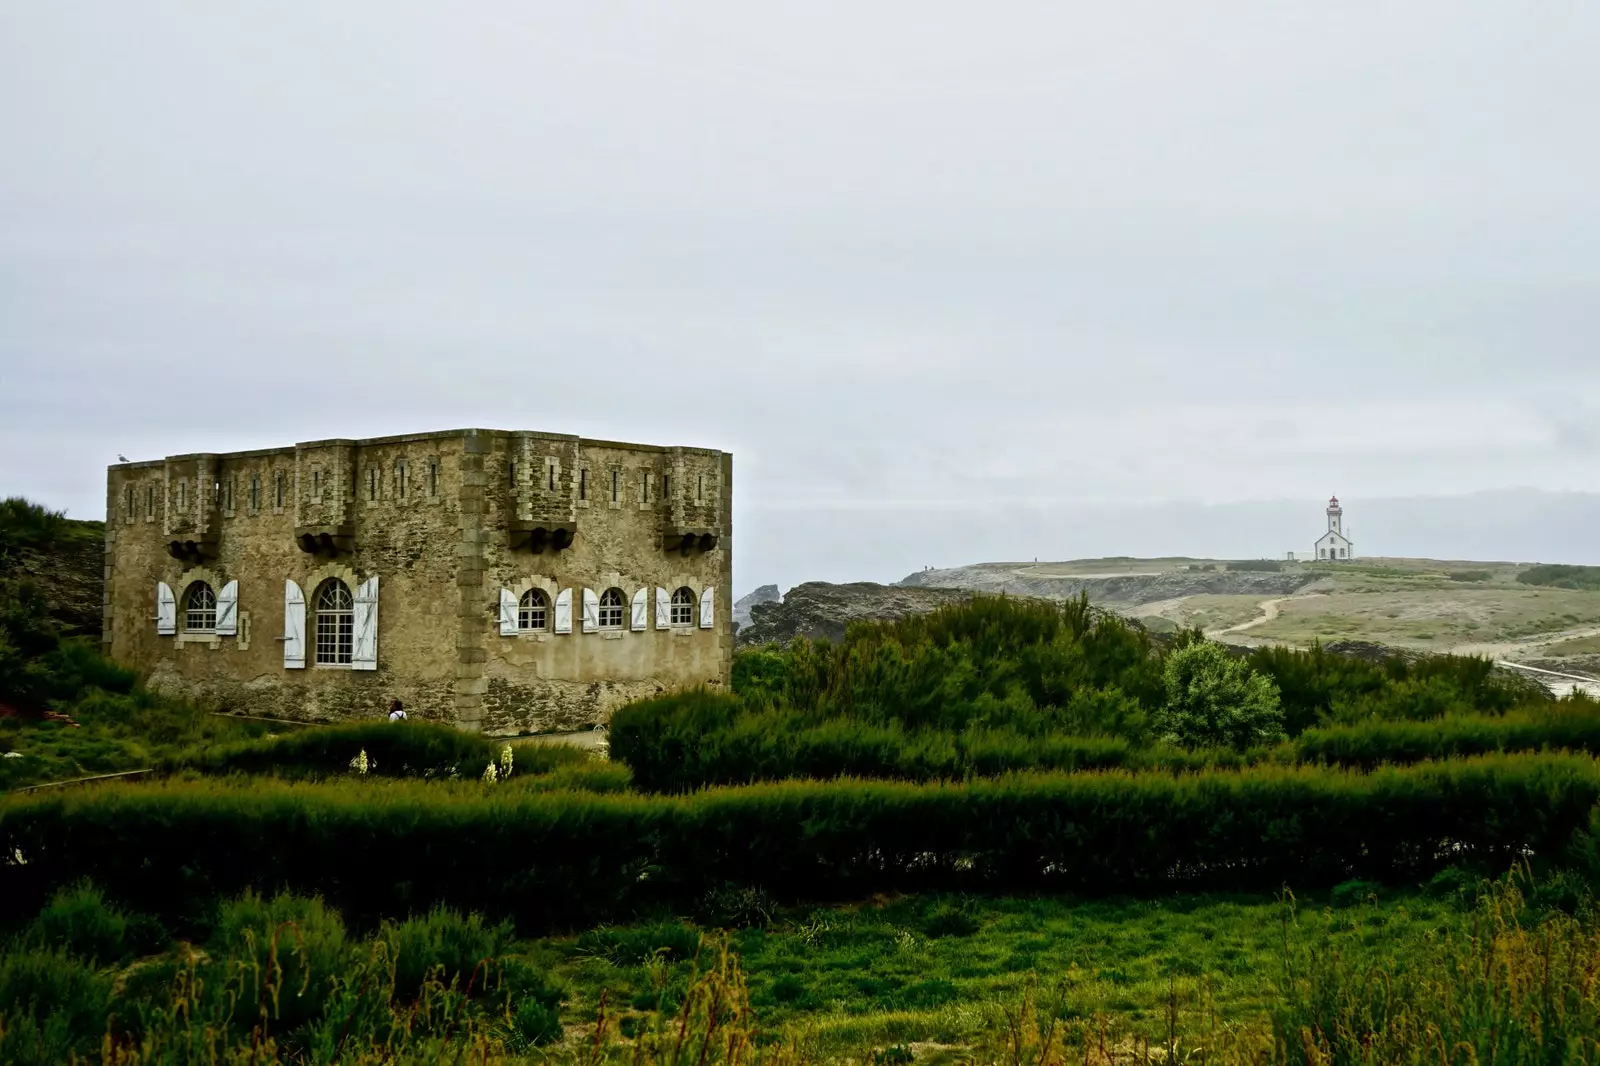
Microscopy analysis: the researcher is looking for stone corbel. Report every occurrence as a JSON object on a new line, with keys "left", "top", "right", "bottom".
{"left": 167, "top": 534, "right": 219, "bottom": 563}
{"left": 510, "top": 523, "right": 575, "bottom": 553}
{"left": 663, "top": 531, "right": 719, "bottom": 556}
{"left": 294, "top": 524, "right": 355, "bottom": 556}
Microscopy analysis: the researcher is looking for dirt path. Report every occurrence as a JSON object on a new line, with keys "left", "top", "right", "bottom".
{"left": 1495, "top": 661, "right": 1600, "bottom": 700}
{"left": 1450, "top": 625, "right": 1600, "bottom": 661}
{"left": 1208, "top": 596, "right": 1294, "bottom": 638}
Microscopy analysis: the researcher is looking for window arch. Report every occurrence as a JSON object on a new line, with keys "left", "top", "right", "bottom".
{"left": 183, "top": 582, "right": 216, "bottom": 632}
{"left": 671, "top": 586, "right": 695, "bottom": 627}
{"left": 314, "top": 579, "right": 355, "bottom": 665}
{"left": 519, "top": 588, "right": 549, "bottom": 631}
{"left": 598, "top": 587, "right": 625, "bottom": 629}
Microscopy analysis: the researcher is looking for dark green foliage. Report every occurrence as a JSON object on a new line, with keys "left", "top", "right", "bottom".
{"left": 381, "top": 904, "right": 514, "bottom": 999}
{"left": 23, "top": 881, "right": 164, "bottom": 962}
{"left": 1225, "top": 559, "right": 1283, "bottom": 572}
{"left": 1517, "top": 563, "right": 1600, "bottom": 590}
{"left": 0, "top": 948, "right": 113, "bottom": 1066}
{"left": 0, "top": 886, "right": 563, "bottom": 1061}
{"left": 577, "top": 921, "right": 703, "bottom": 964}
{"left": 1450, "top": 570, "right": 1492, "bottom": 582}
{"left": 0, "top": 498, "right": 88, "bottom": 560}
{"left": 169, "top": 719, "right": 499, "bottom": 780}
{"left": 4, "top": 755, "right": 1598, "bottom": 930}
{"left": 1294, "top": 696, "right": 1600, "bottom": 768}
{"left": 1155, "top": 641, "right": 1284, "bottom": 749}
{"left": 617, "top": 598, "right": 1557, "bottom": 790}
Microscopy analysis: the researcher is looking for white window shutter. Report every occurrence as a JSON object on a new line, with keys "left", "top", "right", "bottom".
{"left": 156, "top": 582, "right": 176, "bottom": 635}
{"left": 283, "top": 579, "right": 306, "bottom": 669}
{"left": 631, "top": 588, "right": 648, "bottom": 631}
{"left": 499, "top": 588, "right": 519, "bottom": 636}
{"left": 352, "top": 575, "right": 379, "bottom": 670}
{"left": 215, "top": 580, "right": 239, "bottom": 636}
{"left": 554, "top": 588, "right": 573, "bottom": 634}
{"left": 699, "top": 585, "right": 715, "bottom": 629}
{"left": 655, "top": 587, "right": 671, "bottom": 629}
{"left": 581, "top": 588, "right": 599, "bottom": 633}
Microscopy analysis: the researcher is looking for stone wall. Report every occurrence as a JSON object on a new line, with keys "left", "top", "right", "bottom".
{"left": 106, "top": 429, "right": 732, "bottom": 733}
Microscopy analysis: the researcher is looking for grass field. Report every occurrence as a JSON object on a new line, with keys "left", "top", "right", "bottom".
{"left": 534, "top": 887, "right": 1466, "bottom": 1057}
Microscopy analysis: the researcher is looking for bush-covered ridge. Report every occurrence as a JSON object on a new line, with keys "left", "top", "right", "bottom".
{"left": 615, "top": 595, "right": 1560, "bottom": 790}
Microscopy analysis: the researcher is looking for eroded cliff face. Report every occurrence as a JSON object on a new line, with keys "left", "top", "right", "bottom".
{"left": 736, "top": 581, "right": 973, "bottom": 647}
{"left": 2, "top": 519, "right": 104, "bottom": 641}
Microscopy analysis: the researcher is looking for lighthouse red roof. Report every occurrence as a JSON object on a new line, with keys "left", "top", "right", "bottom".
{"left": 1328, "top": 495, "right": 1340, "bottom": 506}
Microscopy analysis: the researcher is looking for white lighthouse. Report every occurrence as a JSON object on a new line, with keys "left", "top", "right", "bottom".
{"left": 1314, "top": 495, "right": 1354, "bottom": 561}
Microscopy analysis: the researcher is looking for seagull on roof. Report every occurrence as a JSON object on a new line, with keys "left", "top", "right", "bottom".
{"left": 117, "top": 454, "right": 129, "bottom": 462}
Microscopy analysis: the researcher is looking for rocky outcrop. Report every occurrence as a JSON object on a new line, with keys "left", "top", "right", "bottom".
{"left": 2, "top": 520, "right": 104, "bottom": 640}
{"left": 736, "top": 581, "right": 973, "bottom": 647}
{"left": 732, "top": 584, "right": 781, "bottom": 630}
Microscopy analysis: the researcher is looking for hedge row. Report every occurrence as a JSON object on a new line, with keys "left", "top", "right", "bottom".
{"left": 164, "top": 720, "right": 501, "bottom": 780}
{"left": 611, "top": 690, "right": 1600, "bottom": 790}
{"left": 4, "top": 754, "right": 1597, "bottom": 930}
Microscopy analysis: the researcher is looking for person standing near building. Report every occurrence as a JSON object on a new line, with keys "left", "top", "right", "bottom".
{"left": 388, "top": 699, "right": 407, "bottom": 722}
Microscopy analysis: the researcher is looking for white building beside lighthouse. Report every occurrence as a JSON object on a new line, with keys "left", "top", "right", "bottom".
{"left": 1314, "top": 495, "right": 1354, "bottom": 561}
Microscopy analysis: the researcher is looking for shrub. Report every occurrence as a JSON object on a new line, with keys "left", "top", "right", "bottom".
{"left": 1225, "top": 560, "right": 1283, "bottom": 572}
{"left": 577, "top": 921, "right": 703, "bottom": 965}
{"left": 1449, "top": 570, "right": 1492, "bottom": 582}
{"left": 171, "top": 720, "right": 497, "bottom": 780}
{"left": 0, "top": 948, "right": 113, "bottom": 1066}
{"left": 381, "top": 905, "right": 514, "bottom": 999}
{"left": 207, "top": 890, "right": 351, "bottom": 1034}
{"left": 1517, "top": 563, "right": 1600, "bottom": 591}
{"left": 24, "top": 881, "right": 163, "bottom": 963}
{"left": 1154, "top": 641, "right": 1284, "bottom": 749}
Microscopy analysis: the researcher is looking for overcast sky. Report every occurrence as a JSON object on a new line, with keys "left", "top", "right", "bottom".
{"left": 3, "top": 3, "right": 1598, "bottom": 590}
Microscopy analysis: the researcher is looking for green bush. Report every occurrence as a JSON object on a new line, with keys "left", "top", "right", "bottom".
{"left": 382, "top": 904, "right": 514, "bottom": 998}
{"left": 0, "top": 948, "right": 113, "bottom": 1066}
{"left": 577, "top": 920, "right": 703, "bottom": 964}
{"left": 1155, "top": 641, "right": 1284, "bottom": 749}
{"left": 170, "top": 720, "right": 498, "bottom": 780}
{"left": 1225, "top": 559, "right": 1283, "bottom": 572}
{"left": 1449, "top": 570, "right": 1492, "bottom": 582}
{"left": 5, "top": 755, "right": 1598, "bottom": 929}
{"left": 1517, "top": 563, "right": 1600, "bottom": 591}
{"left": 23, "top": 881, "right": 163, "bottom": 962}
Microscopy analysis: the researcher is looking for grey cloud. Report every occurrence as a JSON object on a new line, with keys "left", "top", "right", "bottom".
{"left": 2, "top": 2, "right": 1599, "bottom": 584}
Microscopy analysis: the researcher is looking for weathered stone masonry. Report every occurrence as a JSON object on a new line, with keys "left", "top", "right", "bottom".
{"left": 104, "top": 429, "right": 732, "bottom": 733}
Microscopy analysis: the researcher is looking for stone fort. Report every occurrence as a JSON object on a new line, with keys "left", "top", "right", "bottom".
{"left": 103, "top": 428, "right": 732, "bottom": 733}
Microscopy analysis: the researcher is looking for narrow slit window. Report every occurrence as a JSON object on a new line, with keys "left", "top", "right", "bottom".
{"left": 508, "top": 460, "right": 517, "bottom": 489}
{"left": 249, "top": 474, "right": 259, "bottom": 511}
{"left": 579, "top": 469, "right": 588, "bottom": 500}
{"left": 146, "top": 486, "right": 155, "bottom": 515}
{"left": 177, "top": 479, "right": 186, "bottom": 512}
{"left": 312, "top": 470, "right": 321, "bottom": 498}
{"left": 125, "top": 485, "right": 133, "bottom": 517}
{"left": 398, "top": 462, "right": 408, "bottom": 499}
{"left": 368, "top": 467, "right": 377, "bottom": 501}
{"left": 428, "top": 461, "right": 438, "bottom": 497}
{"left": 275, "top": 472, "right": 285, "bottom": 508}
{"left": 611, "top": 470, "right": 619, "bottom": 503}
{"left": 642, "top": 474, "right": 649, "bottom": 503}
{"left": 548, "top": 464, "right": 555, "bottom": 491}
{"left": 697, "top": 475, "right": 704, "bottom": 502}
{"left": 662, "top": 475, "right": 670, "bottom": 500}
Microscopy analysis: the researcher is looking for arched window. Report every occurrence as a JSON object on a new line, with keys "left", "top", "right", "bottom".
{"left": 184, "top": 582, "right": 216, "bottom": 632}
{"left": 519, "top": 588, "right": 549, "bottom": 631}
{"left": 671, "top": 586, "right": 695, "bottom": 627}
{"left": 315, "top": 579, "right": 354, "bottom": 665}
{"left": 598, "top": 587, "right": 624, "bottom": 629}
